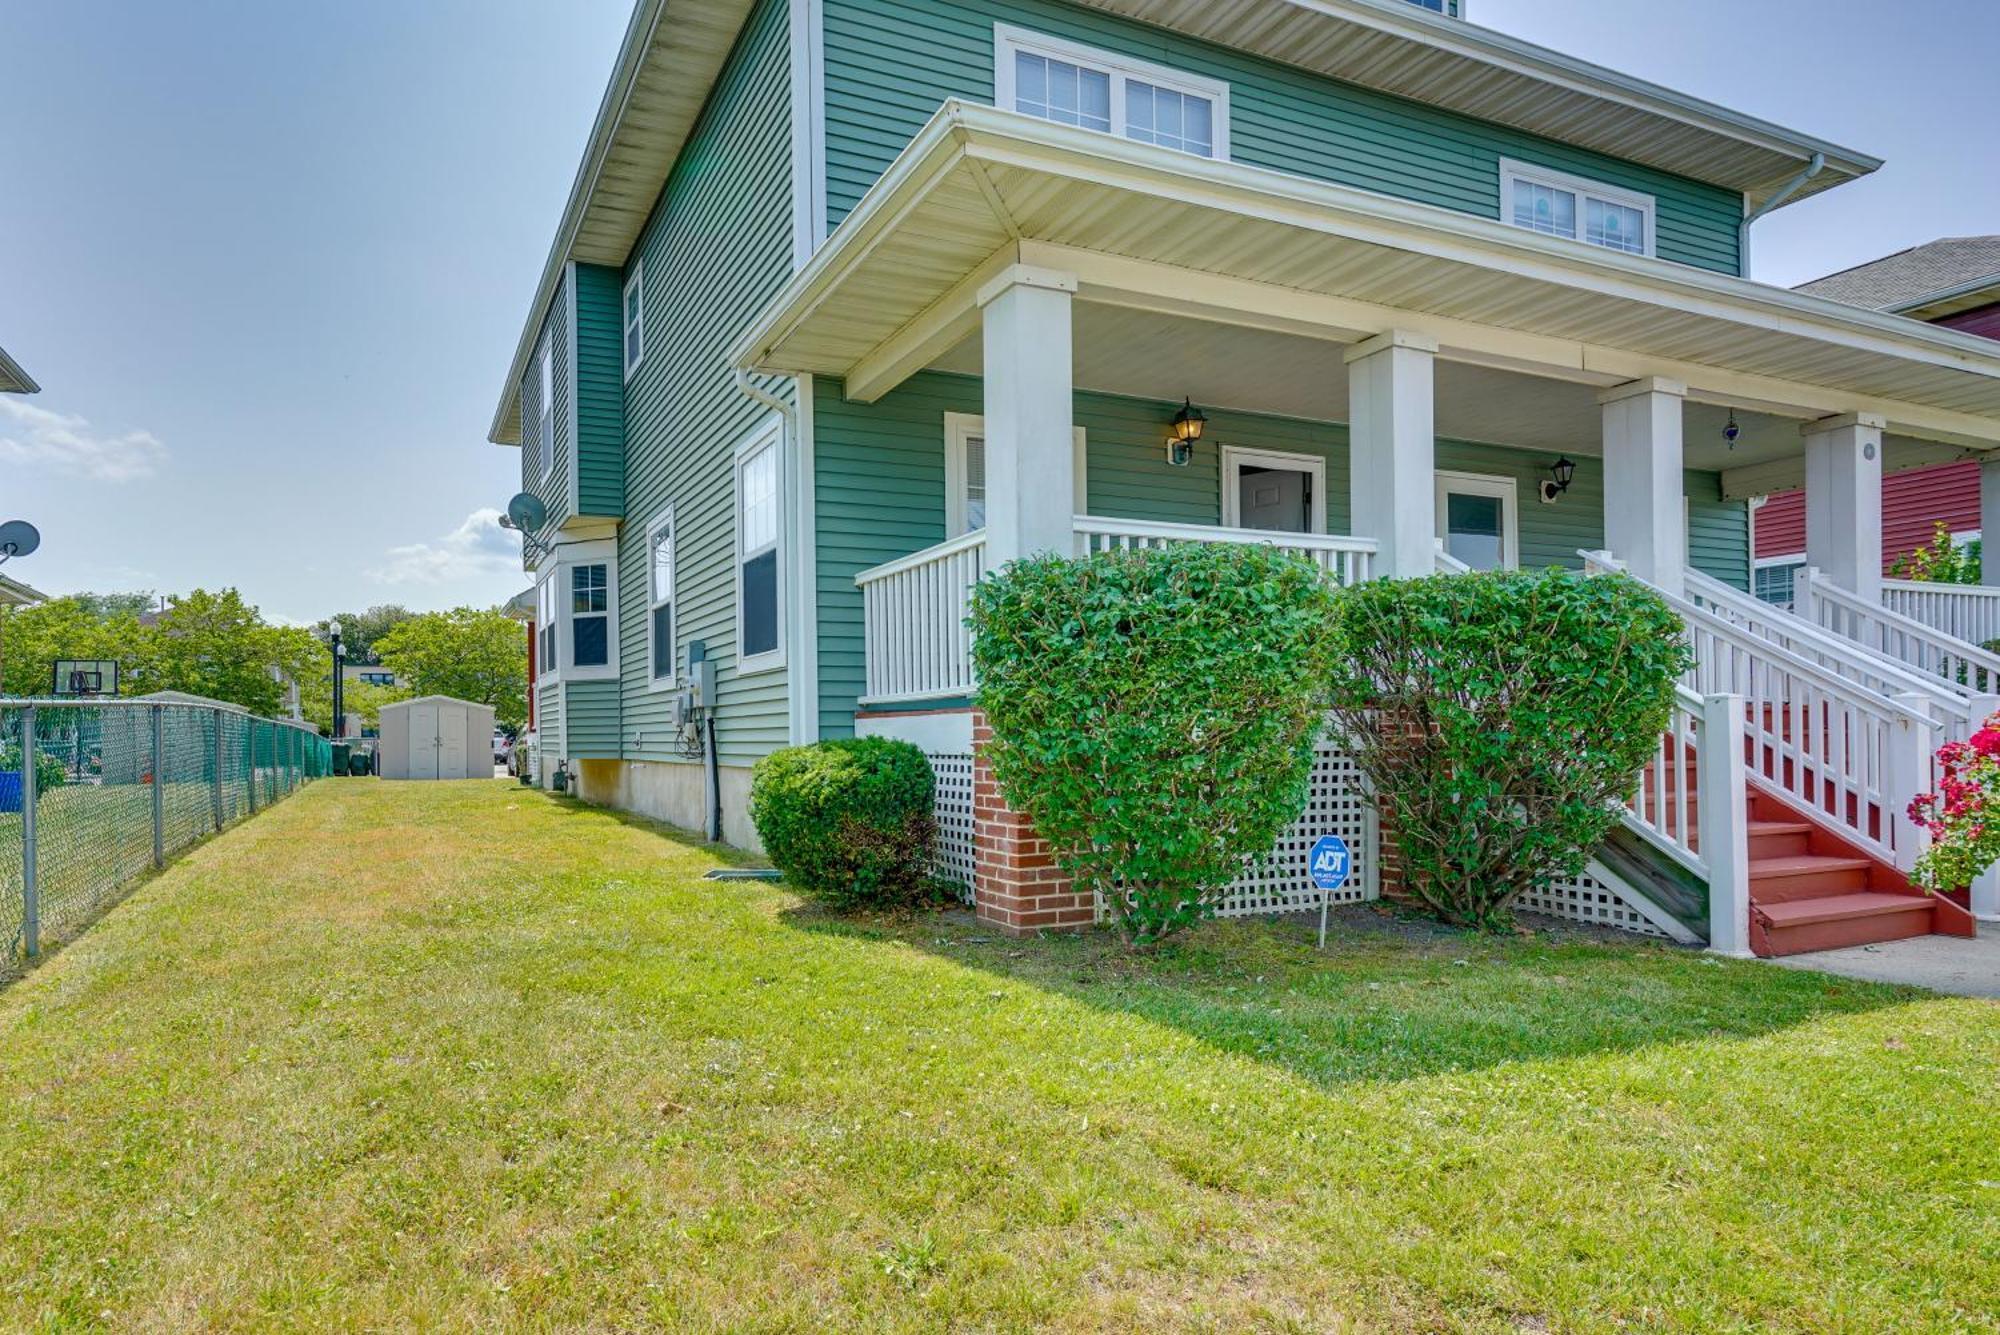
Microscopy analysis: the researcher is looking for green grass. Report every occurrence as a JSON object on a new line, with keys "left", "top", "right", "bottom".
{"left": 0, "top": 781, "right": 1994, "bottom": 1331}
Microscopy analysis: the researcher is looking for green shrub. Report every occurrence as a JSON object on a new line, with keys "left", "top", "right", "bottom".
{"left": 970, "top": 542, "right": 1341, "bottom": 947}
{"left": 1325, "top": 568, "right": 1689, "bottom": 931}
{"left": 750, "top": 737, "right": 942, "bottom": 910}
{"left": 0, "top": 741, "right": 67, "bottom": 796}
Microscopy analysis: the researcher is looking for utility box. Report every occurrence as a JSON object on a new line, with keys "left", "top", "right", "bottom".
{"left": 376, "top": 696, "right": 496, "bottom": 781}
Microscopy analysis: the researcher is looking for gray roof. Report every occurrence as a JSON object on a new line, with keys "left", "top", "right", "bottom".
{"left": 0, "top": 343, "right": 37, "bottom": 394}
{"left": 1797, "top": 236, "right": 2000, "bottom": 312}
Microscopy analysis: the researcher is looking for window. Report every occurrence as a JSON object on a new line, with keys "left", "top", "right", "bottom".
{"left": 570, "top": 563, "right": 609, "bottom": 669}
{"left": 358, "top": 671, "right": 395, "bottom": 687}
{"left": 736, "top": 424, "right": 783, "bottom": 670}
{"left": 536, "top": 574, "right": 557, "bottom": 679}
{"left": 1435, "top": 471, "right": 1519, "bottom": 571}
{"left": 646, "top": 508, "right": 676, "bottom": 688}
{"left": 1404, "top": 0, "right": 1465, "bottom": 14}
{"left": 1500, "top": 160, "right": 1654, "bottom": 257}
{"left": 537, "top": 335, "right": 556, "bottom": 479}
{"left": 1753, "top": 558, "right": 1803, "bottom": 609}
{"left": 623, "top": 264, "right": 645, "bottom": 377}
{"left": 995, "top": 26, "right": 1229, "bottom": 159}
{"left": 944, "top": 412, "right": 1088, "bottom": 537}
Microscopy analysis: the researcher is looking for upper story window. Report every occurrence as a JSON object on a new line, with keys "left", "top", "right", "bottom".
{"left": 623, "top": 263, "right": 645, "bottom": 378}
{"left": 537, "top": 335, "right": 556, "bottom": 479}
{"left": 995, "top": 26, "right": 1230, "bottom": 160}
{"left": 735, "top": 420, "right": 783, "bottom": 671}
{"left": 1500, "top": 160, "right": 1654, "bottom": 257}
{"left": 1404, "top": 0, "right": 1465, "bottom": 15}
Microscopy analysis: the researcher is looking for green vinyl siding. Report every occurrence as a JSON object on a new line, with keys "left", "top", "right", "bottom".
{"left": 572, "top": 263, "right": 627, "bottom": 518}
{"left": 616, "top": 0, "right": 795, "bottom": 769}
{"left": 539, "top": 680, "right": 565, "bottom": 769}
{"left": 519, "top": 271, "right": 572, "bottom": 535}
{"left": 564, "top": 679, "right": 622, "bottom": 758}
{"left": 814, "top": 370, "right": 1749, "bottom": 731}
{"left": 821, "top": 0, "right": 1743, "bottom": 275}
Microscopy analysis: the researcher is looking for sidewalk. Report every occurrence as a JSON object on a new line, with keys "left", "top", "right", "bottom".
{"left": 1773, "top": 928, "right": 2000, "bottom": 998}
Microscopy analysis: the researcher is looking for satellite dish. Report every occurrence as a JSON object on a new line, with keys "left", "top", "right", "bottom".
{"left": 504, "top": 492, "right": 547, "bottom": 532}
{"left": 0, "top": 520, "right": 40, "bottom": 560}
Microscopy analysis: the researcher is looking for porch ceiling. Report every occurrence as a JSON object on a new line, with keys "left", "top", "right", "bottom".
{"left": 733, "top": 104, "right": 2000, "bottom": 453}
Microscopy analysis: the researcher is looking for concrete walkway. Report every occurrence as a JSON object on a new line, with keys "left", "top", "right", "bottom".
{"left": 1773, "top": 927, "right": 2000, "bottom": 998}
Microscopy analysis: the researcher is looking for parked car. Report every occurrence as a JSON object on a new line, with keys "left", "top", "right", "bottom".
{"left": 493, "top": 731, "right": 512, "bottom": 765}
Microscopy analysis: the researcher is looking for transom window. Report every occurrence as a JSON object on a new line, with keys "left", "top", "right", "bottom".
{"left": 623, "top": 263, "right": 645, "bottom": 377}
{"left": 646, "top": 508, "right": 676, "bottom": 687}
{"left": 995, "top": 26, "right": 1229, "bottom": 160}
{"left": 736, "top": 423, "right": 783, "bottom": 670}
{"left": 1500, "top": 160, "right": 1654, "bottom": 257}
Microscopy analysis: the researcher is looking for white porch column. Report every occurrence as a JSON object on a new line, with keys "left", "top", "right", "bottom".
{"left": 1802, "top": 412, "right": 1885, "bottom": 604}
{"left": 1980, "top": 455, "right": 2000, "bottom": 588}
{"left": 1598, "top": 377, "right": 1687, "bottom": 597}
{"left": 1345, "top": 330, "right": 1436, "bottom": 578}
{"left": 978, "top": 264, "right": 1077, "bottom": 564}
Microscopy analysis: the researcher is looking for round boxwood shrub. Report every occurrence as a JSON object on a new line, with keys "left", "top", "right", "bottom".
{"left": 1324, "top": 567, "right": 1689, "bottom": 931}
{"left": 750, "top": 736, "right": 941, "bottom": 910}
{"left": 970, "top": 541, "right": 1342, "bottom": 947}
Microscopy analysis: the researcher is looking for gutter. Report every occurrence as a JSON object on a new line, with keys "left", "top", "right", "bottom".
{"left": 1738, "top": 152, "right": 1823, "bottom": 275}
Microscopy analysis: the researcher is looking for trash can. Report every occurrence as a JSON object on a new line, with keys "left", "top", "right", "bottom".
{"left": 331, "top": 742, "right": 351, "bottom": 776}
{"left": 349, "top": 748, "right": 373, "bottom": 777}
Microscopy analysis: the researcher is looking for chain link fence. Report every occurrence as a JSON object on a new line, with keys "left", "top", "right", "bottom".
{"left": 0, "top": 700, "right": 332, "bottom": 963}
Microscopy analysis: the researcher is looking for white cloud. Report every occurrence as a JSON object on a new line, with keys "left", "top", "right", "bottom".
{"left": 0, "top": 398, "right": 167, "bottom": 482}
{"left": 368, "top": 507, "right": 519, "bottom": 586}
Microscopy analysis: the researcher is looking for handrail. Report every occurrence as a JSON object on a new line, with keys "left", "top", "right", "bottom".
{"left": 1433, "top": 539, "right": 1472, "bottom": 574}
{"left": 1805, "top": 568, "right": 2000, "bottom": 700}
{"left": 1075, "top": 515, "right": 1376, "bottom": 584}
{"left": 854, "top": 527, "right": 988, "bottom": 587}
{"left": 1620, "top": 682, "right": 1708, "bottom": 877}
{"left": 1881, "top": 578, "right": 2000, "bottom": 647}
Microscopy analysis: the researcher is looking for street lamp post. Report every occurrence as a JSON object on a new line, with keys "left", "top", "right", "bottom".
{"left": 329, "top": 620, "right": 345, "bottom": 741}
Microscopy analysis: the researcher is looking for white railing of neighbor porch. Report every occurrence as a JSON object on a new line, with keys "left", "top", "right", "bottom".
{"left": 854, "top": 529, "right": 987, "bottom": 705}
{"left": 1433, "top": 539, "right": 1472, "bottom": 575}
{"left": 1804, "top": 569, "right": 2000, "bottom": 696}
{"left": 1881, "top": 578, "right": 2000, "bottom": 648}
{"left": 1073, "top": 516, "right": 1377, "bottom": 585}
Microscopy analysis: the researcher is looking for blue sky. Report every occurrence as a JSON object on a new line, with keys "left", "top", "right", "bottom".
{"left": 3, "top": 0, "right": 1995, "bottom": 624}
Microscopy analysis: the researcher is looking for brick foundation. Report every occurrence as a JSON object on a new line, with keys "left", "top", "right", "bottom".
{"left": 971, "top": 712, "right": 1097, "bottom": 934}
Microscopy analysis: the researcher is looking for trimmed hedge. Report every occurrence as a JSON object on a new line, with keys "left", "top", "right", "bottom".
{"left": 749, "top": 736, "right": 942, "bottom": 910}
{"left": 970, "top": 542, "right": 1341, "bottom": 946}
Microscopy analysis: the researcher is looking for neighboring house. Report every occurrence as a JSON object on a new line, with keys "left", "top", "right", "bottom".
{"left": 1752, "top": 236, "right": 2000, "bottom": 604}
{"left": 490, "top": 0, "right": 2000, "bottom": 951}
{"left": 0, "top": 343, "right": 37, "bottom": 395}
{"left": 340, "top": 662, "right": 405, "bottom": 738}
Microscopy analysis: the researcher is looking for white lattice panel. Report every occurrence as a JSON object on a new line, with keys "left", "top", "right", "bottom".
{"left": 1516, "top": 866, "right": 1667, "bottom": 938}
{"left": 928, "top": 753, "right": 977, "bottom": 903}
{"left": 1213, "top": 736, "right": 1378, "bottom": 918}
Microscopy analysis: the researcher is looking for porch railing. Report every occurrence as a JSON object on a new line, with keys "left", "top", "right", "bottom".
{"left": 1881, "top": 578, "right": 2000, "bottom": 647}
{"left": 1803, "top": 568, "right": 2000, "bottom": 699}
{"left": 855, "top": 517, "right": 1379, "bottom": 705}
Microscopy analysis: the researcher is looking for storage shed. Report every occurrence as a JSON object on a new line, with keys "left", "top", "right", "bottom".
{"left": 376, "top": 696, "right": 495, "bottom": 780}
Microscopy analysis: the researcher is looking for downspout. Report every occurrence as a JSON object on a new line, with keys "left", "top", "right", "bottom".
{"left": 1739, "top": 152, "right": 1824, "bottom": 276}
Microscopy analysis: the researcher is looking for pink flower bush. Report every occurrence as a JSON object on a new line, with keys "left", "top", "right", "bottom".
{"left": 1908, "top": 719, "right": 2000, "bottom": 892}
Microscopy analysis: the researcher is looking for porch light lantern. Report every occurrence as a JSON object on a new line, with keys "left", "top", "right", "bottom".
{"left": 1538, "top": 455, "right": 1576, "bottom": 504}
{"left": 1165, "top": 397, "right": 1207, "bottom": 467}
{"left": 1723, "top": 410, "right": 1741, "bottom": 447}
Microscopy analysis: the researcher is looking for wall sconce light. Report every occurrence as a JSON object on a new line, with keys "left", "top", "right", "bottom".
{"left": 1723, "top": 410, "right": 1741, "bottom": 448}
{"left": 1538, "top": 455, "right": 1575, "bottom": 504}
{"left": 1165, "top": 397, "right": 1207, "bottom": 467}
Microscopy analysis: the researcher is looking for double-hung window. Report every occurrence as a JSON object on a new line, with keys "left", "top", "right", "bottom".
{"left": 645, "top": 508, "right": 676, "bottom": 688}
{"left": 995, "top": 26, "right": 1229, "bottom": 159}
{"left": 570, "top": 563, "right": 610, "bottom": 669}
{"left": 736, "top": 422, "right": 783, "bottom": 670}
{"left": 623, "top": 263, "right": 645, "bottom": 377}
{"left": 1500, "top": 160, "right": 1654, "bottom": 257}
{"left": 536, "top": 575, "right": 557, "bottom": 678}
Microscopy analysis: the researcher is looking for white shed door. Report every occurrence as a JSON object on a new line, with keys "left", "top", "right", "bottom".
{"left": 410, "top": 704, "right": 439, "bottom": 779}
{"left": 439, "top": 706, "right": 467, "bottom": 779}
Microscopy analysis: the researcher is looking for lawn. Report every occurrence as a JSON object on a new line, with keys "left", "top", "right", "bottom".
{"left": 0, "top": 780, "right": 1994, "bottom": 1331}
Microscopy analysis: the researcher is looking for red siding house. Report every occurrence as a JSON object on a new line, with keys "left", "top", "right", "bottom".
{"left": 1754, "top": 237, "right": 2000, "bottom": 601}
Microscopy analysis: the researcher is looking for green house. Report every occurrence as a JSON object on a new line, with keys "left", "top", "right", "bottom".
{"left": 491, "top": 0, "right": 2000, "bottom": 952}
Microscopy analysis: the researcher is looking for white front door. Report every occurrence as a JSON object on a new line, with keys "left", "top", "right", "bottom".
{"left": 439, "top": 707, "right": 467, "bottom": 778}
{"left": 410, "top": 704, "right": 439, "bottom": 780}
{"left": 1435, "top": 471, "right": 1520, "bottom": 571}
{"left": 1222, "top": 446, "right": 1327, "bottom": 534}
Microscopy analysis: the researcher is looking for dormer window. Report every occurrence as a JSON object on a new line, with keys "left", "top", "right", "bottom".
{"left": 995, "top": 26, "right": 1229, "bottom": 160}
{"left": 1500, "top": 160, "right": 1654, "bottom": 257}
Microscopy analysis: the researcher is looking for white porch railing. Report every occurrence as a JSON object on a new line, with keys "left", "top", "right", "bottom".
{"left": 1073, "top": 516, "right": 1377, "bottom": 585}
{"left": 1881, "top": 578, "right": 2000, "bottom": 647}
{"left": 1584, "top": 551, "right": 1936, "bottom": 872}
{"left": 1627, "top": 685, "right": 1706, "bottom": 876}
{"left": 1432, "top": 539, "right": 1472, "bottom": 575}
{"left": 855, "top": 518, "right": 1378, "bottom": 705}
{"left": 1804, "top": 568, "right": 2000, "bottom": 699}
{"left": 854, "top": 529, "right": 987, "bottom": 705}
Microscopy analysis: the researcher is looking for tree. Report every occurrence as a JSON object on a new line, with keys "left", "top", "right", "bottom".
{"left": 0, "top": 596, "right": 149, "bottom": 697}
{"left": 312, "top": 605, "right": 415, "bottom": 665}
{"left": 374, "top": 607, "right": 528, "bottom": 731}
{"left": 1888, "top": 522, "right": 1981, "bottom": 585}
{"left": 146, "top": 589, "right": 305, "bottom": 717}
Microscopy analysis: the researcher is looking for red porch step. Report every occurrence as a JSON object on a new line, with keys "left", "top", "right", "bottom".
{"left": 1753, "top": 892, "right": 1940, "bottom": 954}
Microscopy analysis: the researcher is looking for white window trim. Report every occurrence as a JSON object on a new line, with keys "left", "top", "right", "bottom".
{"left": 994, "top": 24, "right": 1230, "bottom": 159}
{"left": 1753, "top": 553, "right": 1807, "bottom": 570}
{"left": 644, "top": 506, "right": 677, "bottom": 693}
{"left": 1220, "top": 445, "right": 1328, "bottom": 535}
{"left": 943, "top": 411, "right": 1088, "bottom": 537}
{"left": 536, "top": 541, "right": 620, "bottom": 686}
{"left": 1435, "top": 470, "right": 1521, "bottom": 570}
{"left": 537, "top": 335, "right": 557, "bottom": 483}
{"left": 735, "top": 418, "right": 787, "bottom": 677}
{"left": 1499, "top": 158, "right": 1656, "bottom": 258}
{"left": 534, "top": 566, "right": 559, "bottom": 684}
{"left": 623, "top": 262, "right": 646, "bottom": 379}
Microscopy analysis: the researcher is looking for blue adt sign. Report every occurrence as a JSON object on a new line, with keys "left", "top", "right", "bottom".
{"left": 1308, "top": 835, "right": 1351, "bottom": 891}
